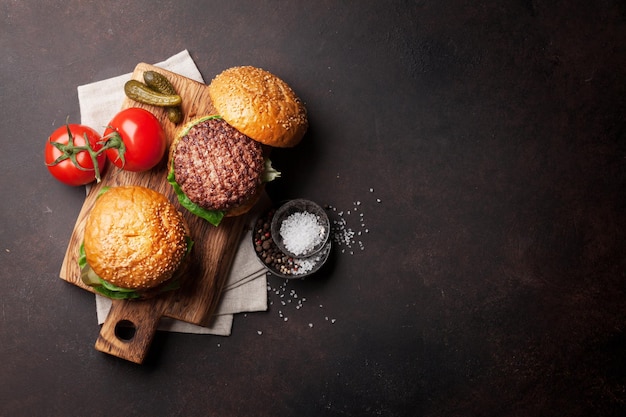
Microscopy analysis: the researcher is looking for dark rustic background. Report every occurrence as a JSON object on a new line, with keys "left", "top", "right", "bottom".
{"left": 1, "top": 1, "right": 625, "bottom": 416}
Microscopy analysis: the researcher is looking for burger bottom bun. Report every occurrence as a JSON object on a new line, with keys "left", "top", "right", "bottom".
{"left": 84, "top": 186, "right": 190, "bottom": 291}
{"left": 225, "top": 183, "right": 266, "bottom": 217}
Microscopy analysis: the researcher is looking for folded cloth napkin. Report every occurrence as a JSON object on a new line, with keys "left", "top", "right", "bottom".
{"left": 77, "top": 50, "right": 268, "bottom": 335}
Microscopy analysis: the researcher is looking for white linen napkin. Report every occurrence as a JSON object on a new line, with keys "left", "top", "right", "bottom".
{"left": 77, "top": 50, "right": 268, "bottom": 335}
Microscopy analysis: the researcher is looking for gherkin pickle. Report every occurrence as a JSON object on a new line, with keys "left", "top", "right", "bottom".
{"left": 142, "top": 71, "right": 184, "bottom": 123}
{"left": 124, "top": 80, "right": 182, "bottom": 107}
{"left": 143, "top": 71, "right": 177, "bottom": 95}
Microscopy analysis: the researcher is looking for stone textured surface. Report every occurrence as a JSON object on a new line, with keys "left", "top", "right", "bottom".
{"left": 1, "top": 1, "right": 625, "bottom": 416}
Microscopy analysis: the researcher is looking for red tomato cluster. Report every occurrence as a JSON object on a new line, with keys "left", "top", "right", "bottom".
{"left": 45, "top": 108, "right": 166, "bottom": 186}
{"left": 44, "top": 124, "right": 107, "bottom": 186}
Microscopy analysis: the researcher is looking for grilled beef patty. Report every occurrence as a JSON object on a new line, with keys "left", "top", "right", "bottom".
{"left": 172, "top": 118, "right": 264, "bottom": 212}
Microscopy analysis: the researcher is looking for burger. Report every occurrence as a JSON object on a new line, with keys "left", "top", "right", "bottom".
{"left": 167, "top": 116, "right": 275, "bottom": 226}
{"left": 167, "top": 66, "right": 308, "bottom": 226}
{"left": 79, "top": 185, "right": 193, "bottom": 300}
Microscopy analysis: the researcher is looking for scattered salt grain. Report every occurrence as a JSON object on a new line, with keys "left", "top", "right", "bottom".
{"left": 266, "top": 278, "right": 341, "bottom": 330}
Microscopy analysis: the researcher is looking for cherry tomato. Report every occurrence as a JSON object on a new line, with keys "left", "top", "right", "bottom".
{"left": 44, "top": 124, "right": 107, "bottom": 186}
{"left": 103, "top": 108, "right": 166, "bottom": 172}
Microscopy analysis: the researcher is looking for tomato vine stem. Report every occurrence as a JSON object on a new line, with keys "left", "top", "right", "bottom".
{"left": 46, "top": 120, "right": 128, "bottom": 183}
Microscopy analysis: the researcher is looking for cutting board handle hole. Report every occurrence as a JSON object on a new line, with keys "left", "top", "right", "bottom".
{"left": 114, "top": 320, "right": 137, "bottom": 341}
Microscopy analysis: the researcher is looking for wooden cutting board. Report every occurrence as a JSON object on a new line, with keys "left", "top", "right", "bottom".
{"left": 59, "top": 63, "right": 247, "bottom": 364}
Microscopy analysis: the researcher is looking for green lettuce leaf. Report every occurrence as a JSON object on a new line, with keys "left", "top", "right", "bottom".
{"left": 95, "top": 281, "right": 142, "bottom": 300}
{"left": 167, "top": 165, "right": 225, "bottom": 226}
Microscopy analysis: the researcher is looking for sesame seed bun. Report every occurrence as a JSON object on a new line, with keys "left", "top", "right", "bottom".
{"left": 208, "top": 66, "right": 308, "bottom": 148}
{"left": 83, "top": 186, "right": 190, "bottom": 291}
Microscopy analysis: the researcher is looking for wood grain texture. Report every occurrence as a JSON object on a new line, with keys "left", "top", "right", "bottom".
{"left": 59, "top": 63, "right": 246, "bottom": 363}
{"left": 95, "top": 299, "right": 163, "bottom": 364}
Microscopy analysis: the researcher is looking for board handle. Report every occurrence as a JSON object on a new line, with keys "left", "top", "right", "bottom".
{"left": 95, "top": 299, "right": 163, "bottom": 364}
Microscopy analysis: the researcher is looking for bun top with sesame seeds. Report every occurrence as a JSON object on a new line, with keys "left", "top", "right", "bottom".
{"left": 83, "top": 186, "right": 190, "bottom": 291}
{"left": 208, "top": 66, "right": 308, "bottom": 148}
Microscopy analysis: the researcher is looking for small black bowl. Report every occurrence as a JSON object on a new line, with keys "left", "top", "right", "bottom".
{"left": 251, "top": 199, "right": 332, "bottom": 279}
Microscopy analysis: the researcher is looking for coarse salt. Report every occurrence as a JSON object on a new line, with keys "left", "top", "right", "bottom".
{"left": 280, "top": 211, "right": 326, "bottom": 256}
